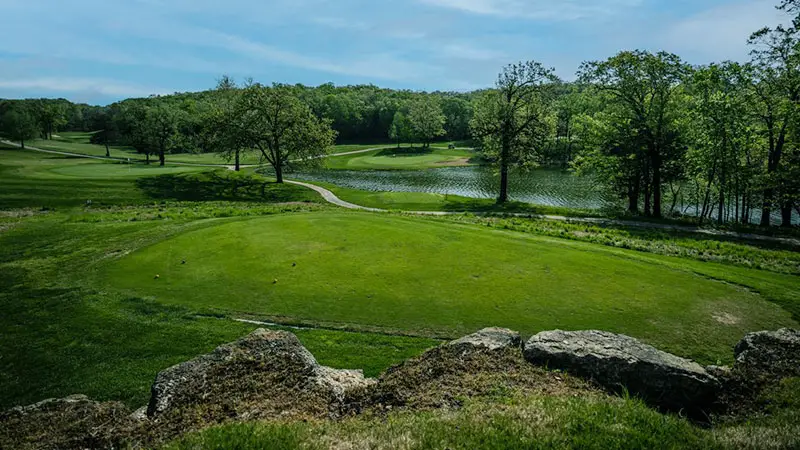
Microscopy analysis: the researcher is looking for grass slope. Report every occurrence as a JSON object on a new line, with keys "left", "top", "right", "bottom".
{"left": 0, "top": 147, "right": 317, "bottom": 209}
{"left": 102, "top": 212, "right": 795, "bottom": 364}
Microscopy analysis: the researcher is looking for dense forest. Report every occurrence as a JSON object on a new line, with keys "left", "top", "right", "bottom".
{"left": 2, "top": 0, "right": 800, "bottom": 226}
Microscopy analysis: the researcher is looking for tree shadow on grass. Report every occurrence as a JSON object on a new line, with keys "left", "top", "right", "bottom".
{"left": 135, "top": 171, "right": 314, "bottom": 203}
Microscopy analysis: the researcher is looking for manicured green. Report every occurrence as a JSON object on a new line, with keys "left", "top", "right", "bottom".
{"left": 0, "top": 207, "right": 438, "bottom": 409}
{"left": 324, "top": 146, "right": 476, "bottom": 170}
{"left": 103, "top": 212, "right": 795, "bottom": 364}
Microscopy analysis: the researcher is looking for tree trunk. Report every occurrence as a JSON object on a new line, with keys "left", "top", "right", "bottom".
{"left": 104, "top": 136, "right": 110, "bottom": 157}
{"left": 717, "top": 184, "right": 725, "bottom": 224}
{"left": 275, "top": 161, "right": 284, "bottom": 183}
{"left": 628, "top": 177, "right": 640, "bottom": 214}
{"left": 760, "top": 188, "right": 773, "bottom": 226}
{"left": 146, "top": 153, "right": 150, "bottom": 165}
{"left": 498, "top": 136, "right": 510, "bottom": 204}
{"left": 159, "top": 149, "right": 165, "bottom": 166}
{"left": 235, "top": 150, "right": 240, "bottom": 172}
{"left": 20, "top": 138, "right": 25, "bottom": 149}
{"left": 643, "top": 180, "right": 652, "bottom": 217}
{"left": 781, "top": 201, "right": 794, "bottom": 227}
{"left": 651, "top": 152, "right": 662, "bottom": 219}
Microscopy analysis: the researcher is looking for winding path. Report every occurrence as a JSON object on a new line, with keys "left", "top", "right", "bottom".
{"left": 4, "top": 140, "right": 798, "bottom": 246}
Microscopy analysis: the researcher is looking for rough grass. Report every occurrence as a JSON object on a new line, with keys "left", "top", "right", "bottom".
{"left": 161, "top": 377, "right": 800, "bottom": 449}
{"left": 163, "top": 394, "right": 720, "bottom": 450}
{"left": 102, "top": 212, "right": 795, "bottom": 365}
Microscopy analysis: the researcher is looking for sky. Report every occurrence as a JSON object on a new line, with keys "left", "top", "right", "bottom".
{"left": 0, "top": 0, "right": 791, "bottom": 105}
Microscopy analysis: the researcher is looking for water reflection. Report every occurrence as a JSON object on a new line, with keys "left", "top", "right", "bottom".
{"left": 293, "top": 167, "right": 611, "bottom": 210}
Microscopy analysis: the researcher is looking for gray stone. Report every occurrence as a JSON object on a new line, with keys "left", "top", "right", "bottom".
{"left": 524, "top": 330, "right": 719, "bottom": 412}
{"left": 147, "top": 328, "right": 374, "bottom": 419}
{"left": 448, "top": 327, "right": 522, "bottom": 352}
{"left": 734, "top": 328, "right": 800, "bottom": 379}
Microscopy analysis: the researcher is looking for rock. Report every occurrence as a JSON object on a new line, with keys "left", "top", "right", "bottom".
{"left": 147, "top": 329, "right": 374, "bottom": 422}
{"left": 373, "top": 328, "right": 594, "bottom": 409}
{"left": 130, "top": 406, "right": 149, "bottom": 421}
{"left": 524, "top": 330, "right": 719, "bottom": 413}
{"left": 733, "top": 328, "right": 800, "bottom": 379}
{"left": 705, "top": 365, "right": 732, "bottom": 380}
{"left": 0, "top": 395, "right": 134, "bottom": 450}
{"left": 448, "top": 327, "right": 522, "bottom": 351}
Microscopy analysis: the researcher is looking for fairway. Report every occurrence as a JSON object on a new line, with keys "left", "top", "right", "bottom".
{"left": 103, "top": 212, "right": 795, "bottom": 364}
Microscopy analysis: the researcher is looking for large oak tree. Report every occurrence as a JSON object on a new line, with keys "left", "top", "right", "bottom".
{"left": 237, "top": 84, "right": 337, "bottom": 183}
{"left": 471, "top": 61, "right": 558, "bottom": 204}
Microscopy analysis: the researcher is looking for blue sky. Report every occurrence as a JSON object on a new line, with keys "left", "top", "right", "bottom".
{"left": 0, "top": 0, "right": 790, "bottom": 104}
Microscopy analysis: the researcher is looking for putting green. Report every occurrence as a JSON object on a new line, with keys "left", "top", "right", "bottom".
{"left": 326, "top": 147, "right": 474, "bottom": 170}
{"left": 102, "top": 212, "right": 795, "bottom": 363}
{"left": 345, "top": 153, "right": 469, "bottom": 168}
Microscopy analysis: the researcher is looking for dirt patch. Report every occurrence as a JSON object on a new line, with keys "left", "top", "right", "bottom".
{"left": 713, "top": 312, "right": 741, "bottom": 325}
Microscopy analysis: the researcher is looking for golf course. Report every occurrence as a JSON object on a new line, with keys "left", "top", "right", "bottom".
{"left": 2, "top": 140, "right": 798, "bottom": 406}
{"left": 3, "top": 12, "right": 800, "bottom": 441}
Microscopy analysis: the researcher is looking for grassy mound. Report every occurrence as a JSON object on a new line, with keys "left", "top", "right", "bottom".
{"left": 102, "top": 212, "right": 795, "bottom": 364}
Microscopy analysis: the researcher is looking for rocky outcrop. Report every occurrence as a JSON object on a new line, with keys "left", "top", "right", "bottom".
{"left": 373, "top": 328, "right": 594, "bottom": 409}
{"left": 0, "top": 395, "right": 135, "bottom": 450}
{"left": 733, "top": 328, "right": 800, "bottom": 379}
{"left": 147, "top": 328, "right": 374, "bottom": 423}
{"left": 448, "top": 327, "right": 522, "bottom": 351}
{"left": 7, "top": 326, "right": 798, "bottom": 449}
{"left": 523, "top": 330, "right": 720, "bottom": 413}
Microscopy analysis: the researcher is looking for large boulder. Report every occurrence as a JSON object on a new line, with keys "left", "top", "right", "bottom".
{"left": 733, "top": 328, "right": 800, "bottom": 379}
{"left": 373, "top": 328, "right": 594, "bottom": 409}
{"left": 0, "top": 395, "right": 135, "bottom": 450}
{"left": 147, "top": 329, "right": 374, "bottom": 426}
{"left": 449, "top": 327, "right": 522, "bottom": 351}
{"left": 523, "top": 330, "right": 719, "bottom": 413}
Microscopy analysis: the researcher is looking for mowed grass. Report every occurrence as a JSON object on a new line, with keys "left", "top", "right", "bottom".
{"left": 0, "top": 146, "right": 318, "bottom": 208}
{"left": 102, "top": 212, "right": 796, "bottom": 364}
{"left": 324, "top": 146, "right": 476, "bottom": 170}
{"left": 19, "top": 133, "right": 408, "bottom": 166}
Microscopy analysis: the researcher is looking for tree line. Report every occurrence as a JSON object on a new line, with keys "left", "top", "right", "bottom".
{"left": 1, "top": 0, "right": 798, "bottom": 226}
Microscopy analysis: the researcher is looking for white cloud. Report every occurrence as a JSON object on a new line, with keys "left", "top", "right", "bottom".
{"left": 438, "top": 43, "right": 507, "bottom": 61}
{"left": 417, "top": 0, "right": 641, "bottom": 20}
{"left": 662, "top": 0, "right": 789, "bottom": 62}
{"left": 0, "top": 77, "right": 171, "bottom": 98}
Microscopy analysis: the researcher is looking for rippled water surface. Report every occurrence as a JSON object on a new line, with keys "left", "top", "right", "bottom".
{"left": 294, "top": 167, "right": 611, "bottom": 209}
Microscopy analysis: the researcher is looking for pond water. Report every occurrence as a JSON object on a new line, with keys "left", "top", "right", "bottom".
{"left": 292, "top": 166, "right": 798, "bottom": 224}
{"left": 293, "top": 167, "right": 612, "bottom": 210}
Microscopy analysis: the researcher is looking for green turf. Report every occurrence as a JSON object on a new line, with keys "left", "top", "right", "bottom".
{"left": 324, "top": 146, "right": 476, "bottom": 170}
{"left": 101, "top": 212, "right": 795, "bottom": 364}
{"left": 16, "top": 135, "right": 406, "bottom": 166}
{"left": 0, "top": 147, "right": 319, "bottom": 208}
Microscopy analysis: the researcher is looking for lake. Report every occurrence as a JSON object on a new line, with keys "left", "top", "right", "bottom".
{"left": 292, "top": 166, "right": 798, "bottom": 224}
{"left": 293, "top": 167, "right": 611, "bottom": 210}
